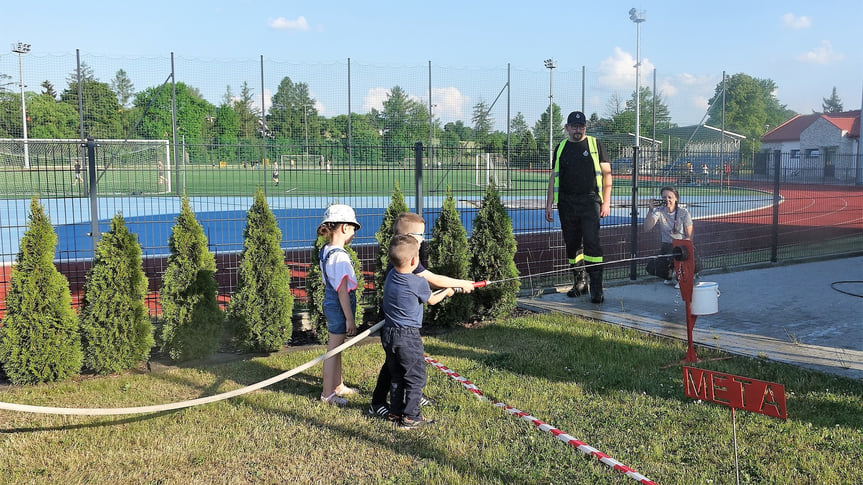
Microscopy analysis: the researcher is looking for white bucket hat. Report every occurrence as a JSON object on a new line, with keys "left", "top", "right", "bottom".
{"left": 321, "top": 204, "right": 360, "bottom": 229}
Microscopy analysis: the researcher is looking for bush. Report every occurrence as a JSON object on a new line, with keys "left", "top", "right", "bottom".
{"left": 307, "top": 235, "right": 364, "bottom": 344}
{"left": 372, "top": 182, "right": 408, "bottom": 310}
{"left": 159, "top": 195, "right": 223, "bottom": 360}
{"left": 79, "top": 214, "right": 154, "bottom": 374}
{"left": 227, "top": 188, "right": 294, "bottom": 352}
{"left": 468, "top": 183, "right": 520, "bottom": 320}
{"left": 427, "top": 188, "right": 472, "bottom": 327}
{"left": 0, "top": 197, "right": 82, "bottom": 384}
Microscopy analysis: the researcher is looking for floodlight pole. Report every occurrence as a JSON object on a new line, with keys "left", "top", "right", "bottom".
{"left": 12, "top": 42, "right": 31, "bottom": 169}
{"left": 544, "top": 59, "right": 557, "bottom": 169}
{"left": 629, "top": 8, "right": 646, "bottom": 280}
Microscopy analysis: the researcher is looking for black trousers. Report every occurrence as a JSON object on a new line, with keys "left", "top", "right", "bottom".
{"left": 558, "top": 195, "right": 603, "bottom": 274}
{"left": 381, "top": 326, "right": 426, "bottom": 420}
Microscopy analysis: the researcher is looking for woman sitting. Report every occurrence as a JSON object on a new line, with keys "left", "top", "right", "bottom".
{"left": 643, "top": 186, "right": 693, "bottom": 286}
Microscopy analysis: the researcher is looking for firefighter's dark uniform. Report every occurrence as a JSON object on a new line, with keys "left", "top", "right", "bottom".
{"left": 552, "top": 135, "right": 608, "bottom": 303}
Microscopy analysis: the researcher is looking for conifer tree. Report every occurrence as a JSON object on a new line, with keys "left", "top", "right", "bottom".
{"left": 468, "top": 183, "right": 520, "bottom": 320}
{"left": 427, "top": 188, "right": 472, "bottom": 327}
{"left": 227, "top": 188, "right": 293, "bottom": 352}
{"left": 0, "top": 197, "right": 82, "bottom": 384}
{"left": 372, "top": 182, "right": 408, "bottom": 310}
{"left": 159, "top": 195, "right": 223, "bottom": 360}
{"left": 79, "top": 214, "right": 154, "bottom": 374}
{"left": 307, "top": 234, "right": 364, "bottom": 344}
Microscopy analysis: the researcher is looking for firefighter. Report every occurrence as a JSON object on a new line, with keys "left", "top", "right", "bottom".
{"left": 544, "top": 111, "right": 613, "bottom": 303}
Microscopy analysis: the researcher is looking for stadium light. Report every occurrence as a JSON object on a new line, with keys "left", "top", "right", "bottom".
{"left": 12, "top": 42, "right": 31, "bottom": 169}
{"left": 628, "top": 8, "right": 646, "bottom": 281}
{"left": 544, "top": 59, "right": 557, "bottom": 169}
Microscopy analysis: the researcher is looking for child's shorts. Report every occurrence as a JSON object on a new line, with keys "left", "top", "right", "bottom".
{"left": 323, "top": 302, "right": 347, "bottom": 334}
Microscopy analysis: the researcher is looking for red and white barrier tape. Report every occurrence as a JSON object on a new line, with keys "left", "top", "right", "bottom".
{"left": 425, "top": 356, "right": 657, "bottom": 485}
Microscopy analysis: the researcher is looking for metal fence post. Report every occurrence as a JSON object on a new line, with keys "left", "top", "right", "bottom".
{"left": 771, "top": 149, "right": 782, "bottom": 263}
{"left": 415, "top": 142, "right": 424, "bottom": 218}
{"left": 85, "top": 137, "right": 99, "bottom": 260}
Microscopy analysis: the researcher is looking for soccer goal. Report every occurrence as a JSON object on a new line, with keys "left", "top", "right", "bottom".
{"left": 474, "top": 153, "right": 511, "bottom": 188}
{"left": 0, "top": 138, "right": 171, "bottom": 195}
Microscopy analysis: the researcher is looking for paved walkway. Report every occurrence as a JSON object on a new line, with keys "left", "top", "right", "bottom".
{"left": 518, "top": 256, "right": 863, "bottom": 380}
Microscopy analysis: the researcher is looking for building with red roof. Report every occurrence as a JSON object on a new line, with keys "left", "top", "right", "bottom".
{"left": 761, "top": 110, "right": 860, "bottom": 181}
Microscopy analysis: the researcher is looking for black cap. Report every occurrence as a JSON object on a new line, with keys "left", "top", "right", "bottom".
{"left": 567, "top": 111, "right": 586, "bottom": 125}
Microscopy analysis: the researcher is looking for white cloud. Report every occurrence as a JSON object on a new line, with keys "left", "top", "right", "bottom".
{"left": 431, "top": 86, "right": 468, "bottom": 122}
{"left": 797, "top": 40, "right": 844, "bottom": 64}
{"left": 782, "top": 13, "right": 811, "bottom": 29}
{"left": 599, "top": 47, "right": 655, "bottom": 91}
{"left": 362, "top": 87, "right": 389, "bottom": 112}
{"left": 268, "top": 16, "right": 310, "bottom": 31}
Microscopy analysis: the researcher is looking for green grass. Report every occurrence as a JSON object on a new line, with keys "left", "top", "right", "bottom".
{"left": 1, "top": 163, "right": 757, "bottom": 200}
{"left": 1, "top": 312, "right": 860, "bottom": 484}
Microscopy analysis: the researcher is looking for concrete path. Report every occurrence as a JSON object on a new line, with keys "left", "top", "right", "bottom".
{"left": 518, "top": 256, "right": 863, "bottom": 380}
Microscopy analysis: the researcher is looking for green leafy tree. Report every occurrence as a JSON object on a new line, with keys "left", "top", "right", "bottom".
{"left": 26, "top": 93, "right": 78, "bottom": 139}
{"left": 427, "top": 188, "right": 472, "bottom": 327}
{"left": 706, "top": 73, "right": 796, "bottom": 156}
{"left": 822, "top": 87, "right": 843, "bottom": 113}
{"left": 306, "top": 234, "right": 364, "bottom": 344}
{"left": 0, "top": 197, "right": 82, "bottom": 384}
{"left": 227, "top": 189, "right": 294, "bottom": 352}
{"left": 159, "top": 195, "right": 223, "bottom": 360}
{"left": 468, "top": 183, "right": 520, "bottom": 320}
{"left": 60, "top": 80, "right": 124, "bottom": 139}
{"left": 79, "top": 214, "right": 153, "bottom": 374}
{"left": 373, "top": 182, "right": 409, "bottom": 309}
{"left": 133, "top": 82, "right": 216, "bottom": 143}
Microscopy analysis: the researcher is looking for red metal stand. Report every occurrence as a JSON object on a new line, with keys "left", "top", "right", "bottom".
{"left": 672, "top": 239, "right": 699, "bottom": 362}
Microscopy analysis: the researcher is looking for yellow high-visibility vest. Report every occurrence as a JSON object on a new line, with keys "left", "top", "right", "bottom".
{"left": 552, "top": 136, "right": 602, "bottom": 203}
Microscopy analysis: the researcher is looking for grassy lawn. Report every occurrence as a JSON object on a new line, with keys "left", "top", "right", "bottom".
{"left": 1, "top": 162, "right": 757, "bottom": 200}
{"left": 1, "top": 312, "right": 860, "bottom": 484}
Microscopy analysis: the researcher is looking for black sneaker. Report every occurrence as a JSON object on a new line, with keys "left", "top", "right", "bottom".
{"left": 367, "top": 403, "right": 390, "bottom": 418}
{"left": 419, "top": 395, "right": 435, "bottom": 407}
{"left": 399, "top": 416, "right": 435, "bottom": 430}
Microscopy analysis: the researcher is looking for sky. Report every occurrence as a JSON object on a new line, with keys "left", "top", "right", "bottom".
{"left": 3, "top": 0, "right": 861, "bottom": 131}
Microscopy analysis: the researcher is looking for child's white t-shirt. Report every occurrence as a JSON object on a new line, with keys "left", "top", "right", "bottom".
{"left": 321, "top": 244, "right": 358, "bottom": 291}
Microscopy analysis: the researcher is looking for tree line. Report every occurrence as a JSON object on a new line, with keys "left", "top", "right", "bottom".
{"left": 3, "top": 63, "right": 846, "bottom": 165}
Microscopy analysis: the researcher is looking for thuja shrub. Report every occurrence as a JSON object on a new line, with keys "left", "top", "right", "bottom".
{"left": 468, "top": 183, "right": 520, "bottom": 320}
{"left": 159, "top": 195, "right": 223, "bottom": 361}
{"left": 307, "top": 235, "right": 364, "bottom": 345}
{"left": 79, "top": 214, "right": 154, "bottom": 374}
{"left": 427, "top": 188, "right": 472, "bottom": 327}
{"left": 372, "top": 182, "right": 408, "bottom": 310}
{"left": 0, "top": 197, "right": 82, "bottom": 384}
{"left": 227, "top": 188, "right": 293, "bottom": 352}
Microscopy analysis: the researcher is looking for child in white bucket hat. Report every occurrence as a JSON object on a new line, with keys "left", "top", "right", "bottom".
{"left": 317, "top": 204, "right": 361, "bottom": 406}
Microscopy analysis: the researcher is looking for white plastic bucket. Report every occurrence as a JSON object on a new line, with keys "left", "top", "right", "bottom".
{"left": 691, "top": 282, "right": 720, "bottom": 315}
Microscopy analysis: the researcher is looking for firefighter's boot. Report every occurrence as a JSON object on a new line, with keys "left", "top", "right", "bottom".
{"left": 589, "top": 270, "right": 604, "bottom": 304}
{"left": 566, "top": 265, "right": 588, "bottom": 297}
